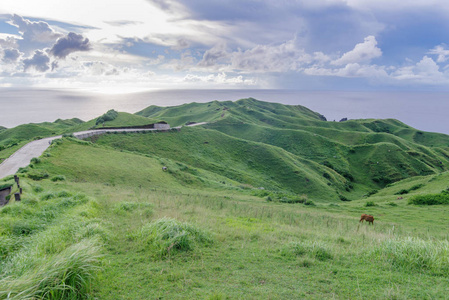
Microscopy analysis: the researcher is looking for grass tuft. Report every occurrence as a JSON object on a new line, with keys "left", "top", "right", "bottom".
{"left": 135, "top": 217, "right": 212, "bottom": 257}
{"left": 370, "top": 237, "right": 449, "bottom": 275}
{"left": 0, "top": 238, "right": 102, "bottom": 299}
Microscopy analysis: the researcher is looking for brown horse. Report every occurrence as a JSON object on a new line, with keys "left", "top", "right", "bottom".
{"left": 360, "top": 214, "right": 374, "bottom": 225}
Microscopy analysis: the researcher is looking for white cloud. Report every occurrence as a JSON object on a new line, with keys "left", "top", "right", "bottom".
{"left": 183, "top": 72, "right": 256, "bottom": 86}
{"left": 8, "top": 14, "right": 62, "bottom": 44}
{"left": 332, "top": 36, "right": 382, "bottom": 66}
{"left": 304, "top": 63, "right": 388, "bottom": 79}
{"left": 428, "top": 45, "right": 449, "bottom": 63}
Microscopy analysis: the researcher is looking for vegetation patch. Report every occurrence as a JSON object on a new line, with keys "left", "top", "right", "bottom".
{"left": 96, "top": 109, "right": 119, "bottom": 125}
{"left": 408, "top": 189, "right": 449, "bottom": 205}
{"left": 27, "top": 169, "right": 49, "bottom": 181}
{"left": 113, "top": 201, "right": 153, "bottom": 215}
{"left": 255, "top": 190, "right": 308, "bottom": 204}
{"left": 370, "top": 237, "right": 449, "bottom": 276}
{"left": 134, "top": 218, "right": 213, "bottom": 258}
{"left": 51, "top": 175, "right": 66, "bottom": 182}
{"left": 281, "top": 241, "right": 333, "bottom": 261}
{"left": 0, "top": 238, "right": 102, "bottom": 299}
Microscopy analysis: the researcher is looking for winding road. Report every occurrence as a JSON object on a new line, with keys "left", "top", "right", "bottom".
{"left": 0, "top": 126, "right": 197, "bottom": 179}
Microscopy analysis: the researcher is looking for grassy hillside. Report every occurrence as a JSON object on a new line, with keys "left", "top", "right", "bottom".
{"left": 2, "top": 98, "right": 449, "bottom": 298}
{"left": 89, "top": 128, "right": 351, "bottom": 201}
{"left": 66, "top": 111, "right": 162, "bottom": 133}
{"left": 2, "top": 138, "right": 449, "bottom": 298}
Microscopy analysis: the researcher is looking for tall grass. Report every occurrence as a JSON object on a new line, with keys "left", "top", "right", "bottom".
{"left": 0, "top": 238, "right": 102, "bottom": 299}
{"left": 370, "top": 237, "right": 449, "bottom": 275}
{"left": 135, "top": 217, "right": 213, "bottom": 257}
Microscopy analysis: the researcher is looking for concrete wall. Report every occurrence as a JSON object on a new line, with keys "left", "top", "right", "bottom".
{"left": 154, "top": 123, "right": 170, "bottom": 130}
{"left": 0, "top": 187, "right": 11, "bottom": 206}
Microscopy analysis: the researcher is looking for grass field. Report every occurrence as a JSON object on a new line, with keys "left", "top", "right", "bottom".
{"left": 1, "top": 99, "right": 449, "bottom": 299}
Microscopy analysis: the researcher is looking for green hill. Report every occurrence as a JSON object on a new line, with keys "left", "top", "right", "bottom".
{"left": 3, "top": 98, "right": 449, "bottom": 299}
{"left": 123, "top": 98, "right": 449, "bottom": 198}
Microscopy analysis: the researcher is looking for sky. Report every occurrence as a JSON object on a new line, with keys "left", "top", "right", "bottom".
{"left": 1, "top": 0, "right": 449, "bottom": 92}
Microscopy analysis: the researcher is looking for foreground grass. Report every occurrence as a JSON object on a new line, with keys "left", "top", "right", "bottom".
{"left": 2, "top": 139, "right": 449, "bottom": 299}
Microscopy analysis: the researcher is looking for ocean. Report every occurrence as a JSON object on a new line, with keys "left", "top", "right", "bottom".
{"left": 1, "top": 89, "right": 448, "bottom": 135}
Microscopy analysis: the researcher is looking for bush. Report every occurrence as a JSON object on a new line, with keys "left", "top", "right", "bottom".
{"left": 27, "top": 170, "right": 49, "bottom": 181}
{"left": 96, "top": 109, "right": 118, "bottom": 125}
{"left": 51, "top": 175, "right": 66, "bottom": 182}
{"left": 113, "top": 201, "right": 153, "bottom": 215}
{"left": 408, "top": 193, "right": 449, "bottom": 205}
{"left": 0, "top": 180, "right": 14, "bottom": 191}
{"left": 338, "top": 194, "right": 351, "bottom": 202}
{"left": 365, "top": 189, "right": 378, "bottom": 197}
{"left": 40, "top": 192, "right": 57, "bottom": 201}
{"left": 283, "top": 241, "right": 333, "bottom": 261}
{"left": 32, "top": 184, "right": 44, "bottom": 193}
{"left": 395, "top": 189, "right": 409, "bottom": 195}
{"left": 304, "top": 200, "right": 316, "bottom": 206}
{"left": 410, "top": 183, "right": 425, "bottom": 191}
{"left": 30, "top": 157, "right": 41, "bottom": 164}
{"left": 135, "top": 218, "right": 212, "bottom": 257}
{"left": 365, "top": 201, "right": 376, "bottom": 207}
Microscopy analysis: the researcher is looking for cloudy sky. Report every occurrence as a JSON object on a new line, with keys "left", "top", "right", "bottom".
{"left": 1, "top": 0, "right": 449, "bottom": 92}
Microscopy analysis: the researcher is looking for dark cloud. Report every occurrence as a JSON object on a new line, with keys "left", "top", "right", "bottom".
{"left": 2, "top": 48, "right": 21, "bottom": 63}
{"left": 148, "top": 0, "right": 173, "bottom": 11}
{"left": 50, "top": 32, "right": 91, "bottom": 59}
{"left": 9, "top": 14, "right": 62, "bottom": 43}
{"left": 23, "top": 50, "right": 50, "bottom": 72}
{"left": 198, "top": 44, "right": 228, "bottom": 67}
{"left": 51, "top": 61, "right": 59, "bottom": 71}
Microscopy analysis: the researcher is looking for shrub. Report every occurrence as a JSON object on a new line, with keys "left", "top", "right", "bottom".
{"left": 135, "top": 218, "right": 213, "bottom": 257}
{"left": 304, "top": 200, "right": 316, "bottom": 206}
{"left": 408, "top": 193, "right": 449, "bottom": 205}
{"left": 365, "top": 189, "right": 378, "bottom": 197}
{"left": 30, "top": 157, "right": 41, "bottom": 164}
{"left": 51, "top": 175, "right": 66, "bottom": 182}
{"left": 284, "top": 241, "right": 333, "bottom": 261}
{"left": 0, "top": 180, "right": 14, "bottom": 191}
{"left": 27, "top": 170, "right": 49, "bottom": 181}
{"left": 338, "top": 194, "right": 351, "bottom": 202}
{"left": 96, "top": 109, "right": 118, "bottom": 125}
{"left": 41, "top": 192, "right": 57, "bottom": 201}
{"left": 32, "top": 184, "right": 44, "bottom": 193}
{"left": 387, "top": 202, "right": 398, "bottom": 207}
{"left": 322, "top": 172, "right": 331, "bottom": 180}
{"left": 410, "top": 183, "right": 425, "bottom": 191}
{"left": 395, "top": 189, "right": 409, "bottom": 195}
{"left": 365, "top": 201, "right": 376, "bottom": 207}
{"left": 57, "top": 190, "right": 72, "bottom": 198}
{"left": 113, "top": 201, "right": 153, "bottom": 215}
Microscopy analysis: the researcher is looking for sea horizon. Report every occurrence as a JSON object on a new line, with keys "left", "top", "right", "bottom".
{"left": 1, "top": 88, "right": 448, "bottom": 135}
